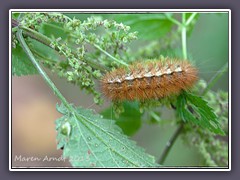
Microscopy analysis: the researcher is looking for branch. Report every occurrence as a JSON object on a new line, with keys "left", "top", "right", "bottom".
{"left": 158, "top": 13, "right": 188, "bottom": 165}
{"left": 85, "top": 39, "right": 129, "bottom": 67}
{"left": 12, "top": 19, "right": 19, "bottom": 27}
{"left": 158, "top": 124, "right": 184, "bottom": 164}
{"left": 181, "top": 13, "right": 187, "bottom": 59}
{"left": 201, "top": 62, "right": 228, "bottom": 95}
{"left": 16, "top": 29, "right": 72, "bottom": 111}
{"left": 12, "top": 19, "right": 109, "bottom": 73}
{"left": 185, "top": 13, "right": 198, "bottom": 26}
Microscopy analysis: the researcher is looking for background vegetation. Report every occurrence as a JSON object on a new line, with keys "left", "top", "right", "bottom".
{"left": 12, "top": 12, "right": 229, "bottom": 167}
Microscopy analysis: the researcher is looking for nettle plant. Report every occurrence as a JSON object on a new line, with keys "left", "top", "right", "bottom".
{"left": 12, "top": 12, "right": 228, "bottom": 167}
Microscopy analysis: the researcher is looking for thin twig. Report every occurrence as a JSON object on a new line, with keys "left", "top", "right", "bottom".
{"left": 201, "top": 62, "right": 228, "bottom": 96}
{"left": 12, "top": 19, "right": 19, "bottom": 27}
{"left": 158, "top": 63, "right": 228, "bottom": 165}
{"left": 158, "top": 13, "right": 228, "bottom": 166}
{"left": 185, "top": 13, "right": 198, "bottom": 26}
{"left": 158, "top": 13, "right": 187, "bottom": 165}
{"left": 158, "top": 124, "right": 184, "bottom": 164}
{"left": 16, "top": 29, "right": 73, "bottom": 112}
{"left": 165, "top": 14, "right": 182, "bottom": 27}
{"left": 39, "top": 22, "right": 128, "bottom": 68}
{"left": 85, "top": 39, "right": 129, "bottom": 67}
{"left": 181, "top": 13, "right": 187, "bottom": 59}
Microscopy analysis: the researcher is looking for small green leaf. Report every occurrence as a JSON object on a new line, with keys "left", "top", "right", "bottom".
{"left": 56, "top": 103, "right": 157, "bottom": 168}
{"left": 176, "top": 92, "right": 225, "bottom": 135}
{"left": 114, "top": 14, "right": 173, "bottom": 40}
{"left": 12, "top": 44, "right": 38, "bottom": 76}
{"left": 101, "top": 101, "right": 142, "bottom": 136}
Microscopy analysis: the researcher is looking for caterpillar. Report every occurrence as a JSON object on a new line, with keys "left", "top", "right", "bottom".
{"left": 100, "top": 59, "right": 198, "bottom": 101}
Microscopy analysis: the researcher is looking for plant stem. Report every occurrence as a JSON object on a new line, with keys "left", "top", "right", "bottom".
{"left": 158, "top": 124, "right": 184, "bottom": 164}
{"left": 16, "top": 29, "right": 73, "bottom": 111}
{"left": 165, "top": 14, "right": 182, "bottom": 27}
{"left": 24, "top": 26, "right": 108, "bottom": 72}
{"left": 181, "top": 13, "right": 187, "bottom": 59}
{"left": 85, "top": 39, "right": 129, "bottom": 67}
{"left": 12, "top": 19, "right": 109, "bottom": 73}
{"left": 12, "top": 19, "right": 19, "bottom": 27}
{"left": 48, "top": 22, "right": 129, "bottom": 67}
{"left": 158, "top": 13, "right": 190, "bottom": 165}
{"left": 15, "top": 17, "right": 128, "bottom": 69}
{"left": 185, "top": 13, "right": 198, "bottom": 26}
{"left": 21, "top": 26, "right": 53, "bottom": 47}
{"left": 201, "top": 62, "right": 228, "bottom": 95}
{"left": 158, "top": 12, "right": 226, "bottom": 166}
{"left": 149, "top": 111, "right": 161, "bottom": 122}
{"left": 160, "top": 51, "right": 226, "bottom": 162}
{"left": 29, "top": 46, "right": 58, "bottom": 63}
{"left": 41, "top": 22, "right": 129, "bottom": 67}
{"left": 167, "top": 13, "right": 197, "bottom": 60}
{"left": 53, "top": 14, "right": 129, "bottom": 67}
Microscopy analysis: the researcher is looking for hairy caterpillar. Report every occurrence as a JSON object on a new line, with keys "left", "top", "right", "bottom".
{"left": 100, "top": 59, "right": 198, "bottom": 101}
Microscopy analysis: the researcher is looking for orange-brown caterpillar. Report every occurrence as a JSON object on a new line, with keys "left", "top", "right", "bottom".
{"left": 101, "top": 59, "right": 198, "bottom": 101}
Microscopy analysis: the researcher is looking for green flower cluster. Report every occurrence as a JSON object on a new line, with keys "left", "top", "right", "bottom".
{"left": 16, "top": 13, "right": 138, "bottom": 104}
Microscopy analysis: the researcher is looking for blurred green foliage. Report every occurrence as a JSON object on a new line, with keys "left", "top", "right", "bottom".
{"left": 101, "top": 101, "right": 142, "bottom": 136}
{"left": 12, "top": 12, "right": 229, "bottom": 167}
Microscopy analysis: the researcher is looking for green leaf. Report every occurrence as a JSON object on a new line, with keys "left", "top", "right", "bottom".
{"left": 176, "top": 92, "right": 225, "bottom": 135}
{"left": 114, "top": 14, "right": 173, "bottom": 40}
{"left": 101, "top": 101, "right": 142, "bottom": 136}
{"left": 56, "top": 103, "right": 157, "bottom": 168}
{"left": 12, "top": 12, "right": 20, "bottom": 19}
{"left": 39, "top": 23, "right": 69, "bottom": 41}
{"left": 29, "top": 38, "right": 60, "bottom": 63}
{"left": 12, "top": 44, "right": 38, "bottom": 76}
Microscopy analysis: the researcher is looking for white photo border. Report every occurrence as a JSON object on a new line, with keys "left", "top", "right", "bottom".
{"left": 9, "top": 9, "right": 231, "bottom": 171}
